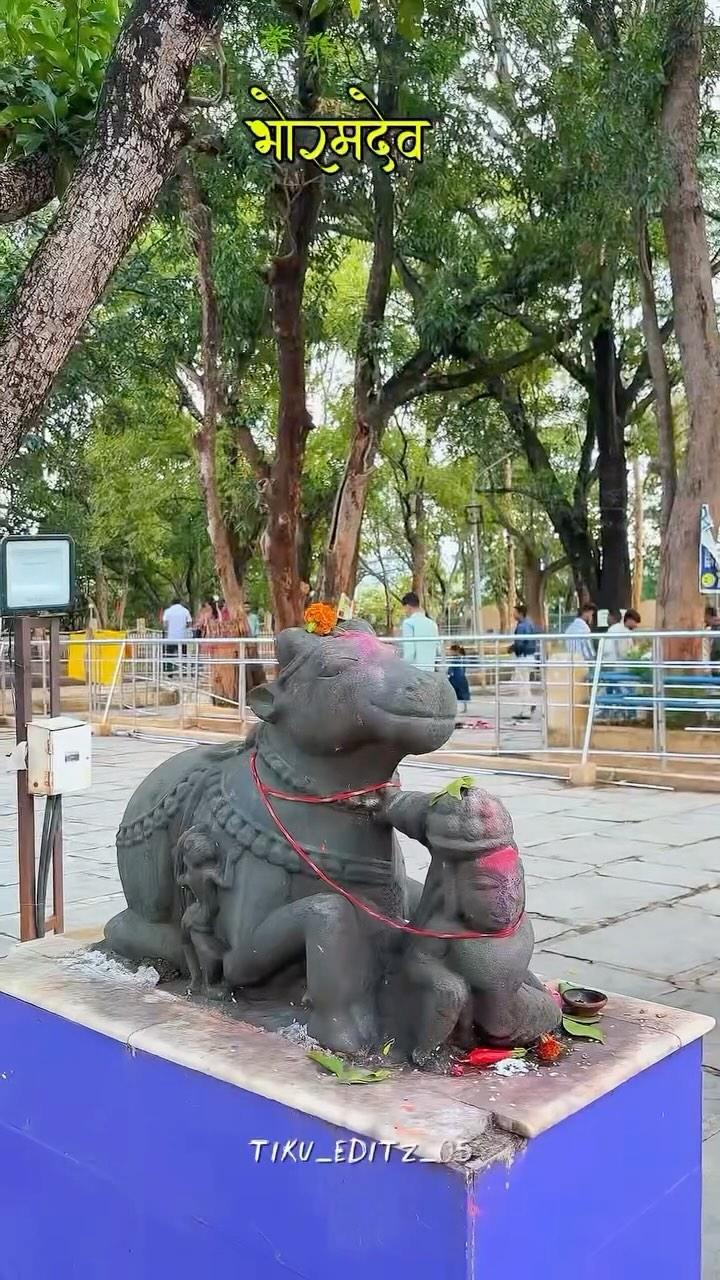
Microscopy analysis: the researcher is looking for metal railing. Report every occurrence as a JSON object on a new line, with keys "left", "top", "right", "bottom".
{"left": 1, "top": 627, "right": 719, "bottom": 778}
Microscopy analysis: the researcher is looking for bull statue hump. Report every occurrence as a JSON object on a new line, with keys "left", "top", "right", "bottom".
{"left": 104, "top": 621, "right": 560, "bottom": 1058}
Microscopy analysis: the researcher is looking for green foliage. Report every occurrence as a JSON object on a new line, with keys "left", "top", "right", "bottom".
{"left": 0, "top": 0, "right": 122, "bottom": 167}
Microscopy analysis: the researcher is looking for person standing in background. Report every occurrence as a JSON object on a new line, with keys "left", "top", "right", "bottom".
{"left": 163, "top": 597, "right": 192, "bottom": 677}
{"left": 400, "top": 592, "right": 441, "bottom": 671}
{"left": 604, "top": 608, "right": 641, "bottom": 666}
{"left": 447, "top": 643, "right": 471, "bottom": 716}
{"left": 564, "top": 602, "right": 596, "bottom": 664}
{"left": 509, "top": 603, "right": 538, "bottom": 721}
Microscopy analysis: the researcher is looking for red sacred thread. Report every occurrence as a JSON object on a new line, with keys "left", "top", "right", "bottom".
{"left": 250, "top": 752, "right": 524, "bottom": 942}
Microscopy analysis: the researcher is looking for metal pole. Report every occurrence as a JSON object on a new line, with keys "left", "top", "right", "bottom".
{"left": 100, "top": 643, "right": 125, "bottom": 728}
{"left": 471, "top": 518, "right": 483, "bottom": 637}
{"left": 581, "top": 635, "right": 605, "bottom": 765}
{"left": 539, "top": 637, "right": 549, "bottom": 750}
{"left": 49, "top": 617, "right": 64, "bottom": 934}
{"left": 651, "top": 635, "right": 660, "bottom": 756}
{"left": 14, "top": 617, "right": 37, "bottom": 942}
{"left": 494, "top": 641, "right": 501, "bottom": 753}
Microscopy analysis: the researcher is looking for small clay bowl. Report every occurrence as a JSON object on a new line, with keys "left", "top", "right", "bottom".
{"left": 561, "top": 987, "right": 608, "bottom": 1018}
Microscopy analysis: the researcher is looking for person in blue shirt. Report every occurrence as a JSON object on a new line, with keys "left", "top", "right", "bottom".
{"left": 400, "top": 592, "right": 442, "bottom": 671}
{"left": 509, "top": 603, "right": 538, "bottom": 720}
{"left": 447, "top": 643, "right": 471, "bottom": 716}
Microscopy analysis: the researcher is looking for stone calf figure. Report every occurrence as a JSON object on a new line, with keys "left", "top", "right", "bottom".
{"left": 378, "top": 785, "right": 561, "bottom": 1061}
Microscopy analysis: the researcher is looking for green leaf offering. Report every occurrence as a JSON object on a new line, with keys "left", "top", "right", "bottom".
{"left": 562, "top": 1016, "right": 605, "bottom": 1044}
{"left": 307, "top": 1049, "right": 345, "bottom": 1077}
{"left": 339, "top": 1066, "right": 392, "bottom": 1085}
{"left": 429, "top": 775, "right": 476, "bottom": 805}
{"left": 307, "top": 1049, "right": 391, "bottom": 1085}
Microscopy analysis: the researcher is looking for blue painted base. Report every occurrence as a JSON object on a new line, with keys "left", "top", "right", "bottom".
{"left": 0, "top": 995, "right": 704, "bottom": 1279}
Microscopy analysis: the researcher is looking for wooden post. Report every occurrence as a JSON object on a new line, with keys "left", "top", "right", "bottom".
{"left": 14, "top": 616, "right": 36, "bottom": 942}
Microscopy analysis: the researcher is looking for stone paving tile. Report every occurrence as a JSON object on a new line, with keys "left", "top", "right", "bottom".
{"left": 573, "top": 793, "right": 720, "bottom": 822}
{"left": 0, "top": 874, "right": 119, "bottom": 917}
{"left": 596, "top": 859, "right": 720, "bottom": 890}
{"left": 530, "top": 917, "right": 573, "bottom": 944}
{"left": 683, "top": 889, "right": 720, "bottom": 916}
{"left": 660, "top": 992, "right": 720, "bottom": 1071}
{"left": 533, "top": 953, "right": 677, "bottom": 1001}
{"left": 490, "top": 791, "right": 591, "bottom": 816}
{"left": 523, "top": 854, "right": 594, "bottom": 880}
{"left": 527, "top": 872, "right": 685, "bottom": 927}
{"left": 543, "top": 904, "right": 720, "bottom": 979}
{"left": 630, "top": 816, "right": 720, "bottom": 847}
{"left": 649, "top": 840, "right": 720, "bottom": 873}
{"left": 520, "top": 833, "right": 632, "bottom": 867}
{"left": 514, "top": 815, "right": 621, "bottom": 846}
{"left": 64, "top": 848, "right": 119, "bottom": 870}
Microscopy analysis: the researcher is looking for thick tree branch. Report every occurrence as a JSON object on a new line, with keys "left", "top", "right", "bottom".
{"left": 0, "top": 0, "right": 225, "bottom": 463}
{"left": 0, "top": 152, "right": 56, "bottom": 224}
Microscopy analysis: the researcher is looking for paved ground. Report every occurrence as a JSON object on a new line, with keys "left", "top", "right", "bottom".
{"left": 0, "top": 730, "right": 718, "bottom": 1269}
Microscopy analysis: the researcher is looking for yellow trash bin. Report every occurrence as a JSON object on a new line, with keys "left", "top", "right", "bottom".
{"left": 67, "top": 631, "right": 127, "bottom": 685}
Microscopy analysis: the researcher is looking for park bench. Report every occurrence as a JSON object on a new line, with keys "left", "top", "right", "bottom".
{"left": 596, "top": 668, "right": 720, "bottom": 716}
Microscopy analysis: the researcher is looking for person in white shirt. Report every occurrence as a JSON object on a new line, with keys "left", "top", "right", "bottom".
{"left": 163, "top": 599, "right": 192, "bottom": 678}
{"left": 400, "top": 592, "right": 442, "bottom": 672}
{"left": 564, "top": 603, "right": 596, "bottom": 664}
{"left": 604, "top": 607, "right": 641, "bottom": 666}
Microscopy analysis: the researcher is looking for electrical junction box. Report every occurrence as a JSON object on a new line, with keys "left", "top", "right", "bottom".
{"left": 26, "top": 718, "right": 92, "bottom": 797}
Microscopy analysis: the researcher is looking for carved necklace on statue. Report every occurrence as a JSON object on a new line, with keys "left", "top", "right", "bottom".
{"left": 250, "top": 751, "right": 524, "bottom": 943}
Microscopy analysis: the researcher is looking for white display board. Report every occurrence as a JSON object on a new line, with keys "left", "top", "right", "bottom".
{"left": 0, "top": 536, "right": 74, "bottom": 615}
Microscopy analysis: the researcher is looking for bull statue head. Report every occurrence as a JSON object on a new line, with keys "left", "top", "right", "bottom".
{"left": 248, "top": 620, "right": 456, "bottom": 760}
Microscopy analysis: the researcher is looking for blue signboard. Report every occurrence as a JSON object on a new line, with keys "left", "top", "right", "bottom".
{"left": 699, "top": 505, "right": 720, "bottom": 593}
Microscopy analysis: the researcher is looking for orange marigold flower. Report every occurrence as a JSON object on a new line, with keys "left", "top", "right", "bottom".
{"left": 536, "top": 1033, "right": 563, "bottom": 1063}
{"left": 304, "top": 603, "right": 337, "bottom": 636}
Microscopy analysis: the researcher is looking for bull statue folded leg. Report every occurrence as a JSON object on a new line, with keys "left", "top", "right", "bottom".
{"left": 105, "top": 620, "right": 558, "bottom": 1056}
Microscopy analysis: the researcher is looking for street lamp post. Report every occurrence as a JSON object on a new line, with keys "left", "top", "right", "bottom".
{"left": 466, "top": 503, "right": 483, "bottom": 639}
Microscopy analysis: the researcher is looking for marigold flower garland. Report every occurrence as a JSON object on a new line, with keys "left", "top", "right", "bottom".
{"left": 304, "top": 603, "right": 337, "bottom": 636}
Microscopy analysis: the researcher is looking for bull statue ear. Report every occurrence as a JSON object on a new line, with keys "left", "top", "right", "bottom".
{"left": 247, "top": 683, "right": 278, "bottom": 723}
{"left": 275, "top": 627, "right": 316, "bottom": 671}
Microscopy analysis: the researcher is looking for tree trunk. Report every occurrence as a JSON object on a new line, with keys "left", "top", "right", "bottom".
{"left": 112, "top": 575, "right": 129, "bottom": 630}
{"left": 179, "top": 160, "right": 249, "bottom": 636}
{"left": 504, "top": 459, "right": 517, "bottom": 618}
{"left": 93, "top": 553, "right": 109, "bottom": 629}
{"left": 322, "top": 405, "right": 387, "bottom": 600}
{"left": 657, "top": 1, "right": 720, "bottom": 651}
{"left": 266, "top": 254, "right": 316, "bottom": 630}
{"left": 637, "top": 221, "right": 676, "bottom": 537}
{"left": 0, "top": 0, "right": 222, "bottom": 462}
{"left": 321, "top": 39, "right": 397, "bottom": 601}
{"left": 592, "top": 324, "right": 631, "bottom": 610}
{"left": 632, "top": 457, "right": 644, "bottom": 613}
{"left": 263, "top": 26, "right": 325, "bottom": 630}
{"left": 411, "top": 493, "right": 427, "bottom": 602}
{"left": 521, "top": 548, "right": 547, "bottom": 630}
{"left": 488, "top": 376, "right": 599, "bottom": 602}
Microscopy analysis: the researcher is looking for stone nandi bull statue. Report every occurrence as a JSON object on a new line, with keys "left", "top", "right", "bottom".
{"left": 105, "top": 621, "right": 560, "bottom": 1057}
